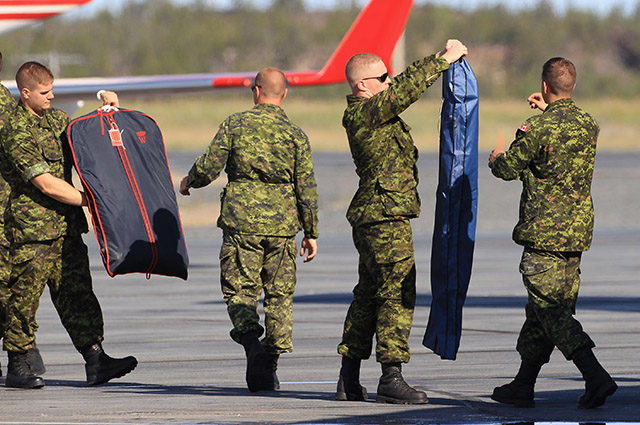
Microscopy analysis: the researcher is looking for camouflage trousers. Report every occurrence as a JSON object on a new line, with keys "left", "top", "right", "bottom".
{"left": 220, "top": 231, "right": 297, "bottom": 354}
{"left": 1, "top": 243, "right": 40, "bottom": 343}
{"left": 0, "top": 243, "right": 8, "bottom": 339}
{"left": 338, "top": 220, "right": 416, "bottom": 364}
{"left": 2, "top": 235, "right": 104, "bottom": 352}
{"left": 516, "top": 247, "right": 595, "bottom": 364}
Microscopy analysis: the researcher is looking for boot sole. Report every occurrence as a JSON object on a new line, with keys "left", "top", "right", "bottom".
{"left": 88, "top": 358, "right": 138, "bottom": 386}
{"left": 376, "top": 394, "right": 428, "bottom": 404}
{"left": 336, "top": 387, "right": 368, "bottom": 401}
{"left": 578, "top": 380, "right": 618, "bottom": 409}
{"left": 490, "top": 393, "right": 535, "bottom": 408}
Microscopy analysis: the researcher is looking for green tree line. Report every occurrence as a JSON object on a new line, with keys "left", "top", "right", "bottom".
{"left": 2, "top": 0, "right": 640, "bottom": 98}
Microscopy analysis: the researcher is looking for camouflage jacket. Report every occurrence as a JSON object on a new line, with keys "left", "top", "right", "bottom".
{"left": 343, "top": 55, "right": 449, "bottom": 227}
{"left": 0, "top": 101, "right": 88, "bottom": 244}
{"left": 0, "top": 83, "right": 17, "bottom": 248}
{"left": 187, "top": 102, "right": 319, "bottom": 238}
{"left": 490, "top": 98, "right": 598, "bottom": 251}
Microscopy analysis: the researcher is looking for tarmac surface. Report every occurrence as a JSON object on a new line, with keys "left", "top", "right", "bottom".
{"left": 1, "top": 151, "right": 639, "bottom": 424}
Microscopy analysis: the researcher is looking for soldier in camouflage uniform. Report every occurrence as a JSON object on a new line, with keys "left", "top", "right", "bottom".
{"left": 179, "top": 67, "right": 319, "bottom": 393}
{"left": 488, "top": 57, "right": 617, "bottom": 409}
{"left": 0, "top": 52, "right": 14, "bottom": 378}
{"left": 336, "top": 40, "right": 467, "bottom": 404}
{"left": 1, "top": 61, "right": 137, "bottom": 388}
{"left": 0, "top": 52, "right": 46, "bottom": 378}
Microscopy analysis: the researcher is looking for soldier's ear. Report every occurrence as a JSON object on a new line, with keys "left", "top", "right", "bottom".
{"left": 21, "top": 87, "right": 30, "bottom": 100}
{"left": 356, "top": 79, "right": 368, "bottom": 93}
{"left": 542, "top": 81, "right": 550, "bottom": 95}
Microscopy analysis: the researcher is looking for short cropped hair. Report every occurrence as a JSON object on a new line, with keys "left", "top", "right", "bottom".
{"left": 542, "top": 57, "right": 576, "bottom": 96}
{"left": 345, "top": 53, "right": 381, "bottom": 87}
{"left": 16, "top": 61, "right": 54, "bottom": 91}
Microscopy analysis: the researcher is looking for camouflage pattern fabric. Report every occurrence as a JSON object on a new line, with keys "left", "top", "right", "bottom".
{"left": 490, "top": 98, "right": 598, "bottom": 252}
{"left": 338, "top": 220, "right": 416, "bottom": 363}
{"left": 338, "top": 55, "right": 449, "bottom": 364}
{"left": 343, "top": 55, "right": 449, "bottom": 227}
{"left": 3, "top": 235, "right": 104, "bottom": 352}
{"left": 187, "top": 101, "right": 318, "bottom": 352}
{"left": 1, "top": 101, "right": 88, "bottom": 245}
{"left": 0, "top": 83, "right": 16, "bottom": 248}
{"left": 0, "top": 244, "right": 8, "bottom": 339}
{"left": 220, "top": 232, "right": 297, "bottom": 354}
{"left": 491, "top": 98, "right": 599, "bottom": 365}
{"left": 0, "top": 83, "right": 17, "bottom": 341}
{"left": 186, "top": 102, "right": 319, "bottom": 239}
{"left": 516, "top": 248, "right": 595, "bottom": 364}
{"left": 1, "top": 101, "right": 101, "bottom": 352}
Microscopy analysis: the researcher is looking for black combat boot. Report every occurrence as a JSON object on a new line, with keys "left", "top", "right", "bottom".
{"left": 5, "top": 350, "right": 45, "bottom": 389}
{"left": 268, "top": 353, "right": 280, "bottom": 390}
{"left": 240, "top": 332, "right": 274, "bottom": 392}
{"left": 79, "top": 342, "right": 137, "bottom": 386}
{"left": 376, "top": 362, "right": 427, "bottom": 404}
{"left": 27, "top": 343, "right": 46, "bottom": 375}
{"left": 573, "top": 348, "right": 617, "bottom": 408}
{"left": 335, "top": 356, "right": 367, "bottom": 401}
{"left": 491, "top": 360, "right": 541, "bottom": 408}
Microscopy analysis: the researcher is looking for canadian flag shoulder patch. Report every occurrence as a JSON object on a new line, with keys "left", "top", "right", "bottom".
{"left": 519, "top": 124, "right": 529, "bottom": 132}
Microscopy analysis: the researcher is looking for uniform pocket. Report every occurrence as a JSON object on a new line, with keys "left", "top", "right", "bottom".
{"left": 376, "top": 178, "right": 419, "bottom": 217}
{"left": 519, "top": 249, "right": 556, "bottom": 276}
{"left": 519, "top": 250, "right": 563, "bottom": 308}
{"left": 11, "top": 243, "right": 37, "bottom": 265}
{"left": 40, "top": 137, "right": 63, "bottom": 162}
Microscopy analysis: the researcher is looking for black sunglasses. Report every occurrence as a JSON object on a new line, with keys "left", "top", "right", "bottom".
{"left": 361, "top": 72, "right": 388, "bottom": 83}
{"left": 250, "top": 84, "right": 261, "bottom": 92}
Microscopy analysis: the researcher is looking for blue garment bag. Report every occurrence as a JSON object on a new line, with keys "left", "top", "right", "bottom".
{"left": 423, "top": 59, "right": 478, "bottom": 360}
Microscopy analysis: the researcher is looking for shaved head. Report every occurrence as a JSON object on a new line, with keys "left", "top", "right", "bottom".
{"left": 345, "top": 53, "right": 383, "bottom": 89}
{"left": 254, "top": 67, "right": 287, "bottom": 100}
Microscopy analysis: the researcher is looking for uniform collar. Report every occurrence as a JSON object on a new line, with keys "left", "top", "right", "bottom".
{"left": 544, "top": 97, "right": 574, "bottom": 113}
{"left": 346, "top": 94, "right": 361, "bottom": 103}
{"left": 17, "top": 100, "right": 53, "bottom": 129}
{"left": 253, "top": 102, "right": 286, "bottom": 115}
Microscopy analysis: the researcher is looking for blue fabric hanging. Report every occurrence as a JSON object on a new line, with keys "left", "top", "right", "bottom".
{"left": 423, "top": 59, "right": 479, "bottom": 360}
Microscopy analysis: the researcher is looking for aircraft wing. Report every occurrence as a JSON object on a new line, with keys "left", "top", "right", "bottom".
{"left": 0, "top": 0, "right": 94, "bottom": 35}
{"left": 3, "top": 0, "right": 413, "bottom": 102}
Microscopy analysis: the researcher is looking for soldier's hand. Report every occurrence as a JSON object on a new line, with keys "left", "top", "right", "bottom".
{"left": 527, "top": 92, "right": 547, "bottom": 111}
{"left": 179, "top": 176, "right": 191, "bottom": 196}
{"left": 98, "top": 90, "right": 120, "bottom": 108}
{"left": 300, "top": 237, "right": 317, "bottom": 263}
{"left": 438, "top": 39, "right": 468, "bottom": 64}
{"left": 488, "top": 149, "right": 504, "bottom": 167}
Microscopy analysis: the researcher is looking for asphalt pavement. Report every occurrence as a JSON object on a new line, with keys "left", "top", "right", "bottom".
{"left": 1, "top": 151, "right": 639, "bottom": 424}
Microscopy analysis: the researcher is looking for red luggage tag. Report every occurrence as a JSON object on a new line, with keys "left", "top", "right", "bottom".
{"left": 109, "top": 122, "right": 123, "bottom": 147}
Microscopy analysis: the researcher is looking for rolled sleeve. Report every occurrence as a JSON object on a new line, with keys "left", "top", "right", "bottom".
{"left": 22, "top": 162, "right": 51, "bottom": 183}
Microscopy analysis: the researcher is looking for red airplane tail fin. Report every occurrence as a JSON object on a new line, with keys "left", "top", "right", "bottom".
{"left": 287, "top": 0, "right": 413, "bottom": 86}
{"left": 0, "top": 0, "right": 94, "bottom": 36}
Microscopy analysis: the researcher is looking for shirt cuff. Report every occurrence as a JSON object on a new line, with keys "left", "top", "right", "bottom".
{"left": 22, "top": 162, "right": 51, "bottom": 183}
